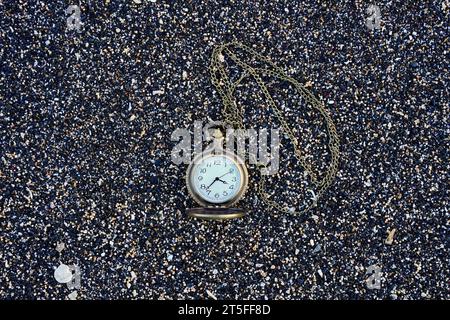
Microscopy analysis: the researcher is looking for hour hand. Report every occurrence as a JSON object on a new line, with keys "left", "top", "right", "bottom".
{"left": 217, "top": 178, "right": 228, "bottom": 184}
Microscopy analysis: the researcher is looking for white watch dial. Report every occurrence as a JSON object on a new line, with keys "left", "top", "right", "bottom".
{"left": 190, "top": 155, "right": 242, "bottom": 204}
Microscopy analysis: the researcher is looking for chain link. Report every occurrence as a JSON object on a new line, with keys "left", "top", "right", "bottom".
{"left": 209, "top": 41, "right": 340, "bottom": 216}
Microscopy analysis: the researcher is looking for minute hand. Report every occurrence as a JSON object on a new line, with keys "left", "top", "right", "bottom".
{"left": 206, "top": 178, "right": 218, "bottom": 189}
{"left": 219, "top": 172, "right": 231, "bottom": 179}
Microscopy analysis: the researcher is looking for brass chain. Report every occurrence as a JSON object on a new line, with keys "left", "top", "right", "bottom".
{"left": 209, "top": 41, "right": 340, "bottom": 216}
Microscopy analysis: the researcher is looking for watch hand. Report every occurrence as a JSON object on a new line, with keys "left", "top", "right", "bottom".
{"left": 206, "top": 179, "right": 217, "bottom": 189}
{"left": 219, "top": 172, "right": 231, "bottom": 179}
{"left": 206, "top": 176, "right": 228, "bottom": 190}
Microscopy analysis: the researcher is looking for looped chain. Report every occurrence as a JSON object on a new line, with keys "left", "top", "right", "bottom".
{"left": 209, "top": 41, "right": 340, "bottom": 216}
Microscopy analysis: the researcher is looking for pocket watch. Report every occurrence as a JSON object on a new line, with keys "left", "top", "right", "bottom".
{"left": 186, "top": 129, "right": 248, "bottom": 220}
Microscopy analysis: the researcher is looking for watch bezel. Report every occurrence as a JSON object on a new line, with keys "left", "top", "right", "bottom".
{"left": 186, "top": 150, "right": 248, "bottom": 208}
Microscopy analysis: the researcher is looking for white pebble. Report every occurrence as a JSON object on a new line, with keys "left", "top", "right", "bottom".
{"left": 153, "top": 89, "right": 165, "bottom": 95}
{"left": 68, "top": 291, "right": 78, "bottom": 300}
{"left": 54, "top": 264, "right": 73, "bottom": 284}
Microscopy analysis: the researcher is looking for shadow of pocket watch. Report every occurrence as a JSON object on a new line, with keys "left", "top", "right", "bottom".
{"left": 186, "top": 127, "right": 248, "bottom": 220}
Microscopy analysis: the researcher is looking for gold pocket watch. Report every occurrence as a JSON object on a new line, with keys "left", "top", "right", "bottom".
{"left": 186, "top": 128, "right": 248, "bottom": 220}
{"left": 185, "top": 41, "right": 340, "bottom": 219}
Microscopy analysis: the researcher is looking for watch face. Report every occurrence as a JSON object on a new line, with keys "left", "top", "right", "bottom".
{"left": 190, "top": 155, "right": 243, "bottom": 204}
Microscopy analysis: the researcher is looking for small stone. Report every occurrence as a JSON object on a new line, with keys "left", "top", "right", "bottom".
{"left": 363, "top": 178, "right": 372, "bottom": 187}
{"left": 385, "top": 229, "right": 396, "bottom": 245}
{"left": 152, "top": 89, "right": 164, "bottom": 95}
{"left": 206, "top": 289, "right": 218, "bottom": 300}
{"left": 182, "top": 71, "right": 188, "bottom": 80}
{"left": 68, "top": 291, "right": 78, "bottom": 300}
{"left": 54, "top": 264, "right": 73, "bottom": 284}
{"left": 56, "top": 242, "right": 65, "bottom": 253}
{"left": 312, "top": 244, "right": 322, "bottom": 254}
